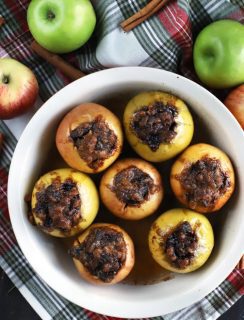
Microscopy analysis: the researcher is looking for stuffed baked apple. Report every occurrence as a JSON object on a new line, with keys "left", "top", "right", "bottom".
{"left": 69, "top": 223, "right": 135, "bottom": 285}
{"left": 148, "top": 208, "right": 214, "bottom": 273}
{"left": 100, "top": 158, "right": 163, "bottom": 220}
{"left": 123, "top": 91, "right": 194, "bottom": 162}
{"left": 170, "top": 143, "right": 235, "bottom": 213}
{"left": 56, "top": 103, "right": 123, "bottom": 173}
{"left": 31, "top": 168, "right": 99, "bottom": 237}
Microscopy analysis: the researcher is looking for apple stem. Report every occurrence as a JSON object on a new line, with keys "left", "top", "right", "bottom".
{"left": 47, "top": 10, "right": 55, "bottom": 20}
{"left": 2, "top": 75, "right": 9, "bottom": 84}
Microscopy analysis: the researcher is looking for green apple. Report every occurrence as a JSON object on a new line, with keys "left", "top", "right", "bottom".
{"left": 193, "top": 20, "right": 244, "bottom": 89}
{"left": 27, "top": 0, "right": 96, "bottom": 54}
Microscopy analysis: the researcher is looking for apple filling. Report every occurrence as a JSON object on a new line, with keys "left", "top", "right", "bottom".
{"left": 69, "top": 226, "right": 127, "bottom": 283}
{"left": 70, "top": 115, "right": 118, "bottom": 169}
{"left": 111, "top": 166, "right": 157, "bottom": 207}
{"left": 165, "top": 221, "right": 198, "bottom": 269}
{"left": 33, "top": 177, "right": 81, "bottom": 231}
{"left": 177, "top": 157, "right": 231, "bottom": 209}
{"left": 130, "top": 102, "right": 178, "bottom": 151}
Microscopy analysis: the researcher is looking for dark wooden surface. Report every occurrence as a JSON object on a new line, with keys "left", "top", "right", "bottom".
{"left": 0, "top": 267, "right": 243, "bottom": 320}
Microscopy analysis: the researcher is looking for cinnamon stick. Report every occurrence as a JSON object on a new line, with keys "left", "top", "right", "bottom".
{"left": 30, "top": 41, "right": 86, "bottom": 81}
{"left": 236, "top": 256, "right": 244, "bottom": 270}
{"left": 0, "top": 16, "right": 5, "bottom": 27}
{"left": 120, "top": 0, "right": 171, "bottom": 32}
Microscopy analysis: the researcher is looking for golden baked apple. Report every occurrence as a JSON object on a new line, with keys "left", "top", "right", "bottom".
{"left": 123, "top": 91, "right": 194, "bottom": 162}
{"left": 56, "top": 103, "right": 123, "bottom": 173}
{"left": 148, "top": 208, "right": 214, "bottom": 273}
{"left": 100, "top": 158, "right": 163, "bottom": 220}
{"left": 69, "top": 223, "right": 135, "bottom": 285}
{"left": 31, "top": 168, "right": 99, "bottom": 237}
{"left": 170, "top": 143, "right": 235, "bottom": 213}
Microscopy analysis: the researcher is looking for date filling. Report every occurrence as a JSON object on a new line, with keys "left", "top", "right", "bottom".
{"left": 165, "top": 221, "right": 198, "bottom": 269}
{"left": 112, "top": 166, "right": 157, "bottom": 206}
{"left": 178, "top": 157, "right": 231, "bottom": 208}
{"left": 130, "top": 102, "right": 178, "bottom": 151}
{"left": 69, "top": 227, "right": 127, "bottom": 282}
{"left": 70, "top": 115, "right": 118, "bottom": 170}
{"left": 33, "top": 177, "right": 81, "bottom": 231}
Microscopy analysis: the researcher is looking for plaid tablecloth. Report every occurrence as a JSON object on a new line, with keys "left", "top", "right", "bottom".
{"left": 0, "top": 0, "right": 244, "bottom": 319}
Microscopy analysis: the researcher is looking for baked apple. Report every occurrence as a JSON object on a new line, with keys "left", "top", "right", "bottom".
{"left": 56, "top": 103, "right": 123, "bottom": 173}
{"left": 148, "top": 208, "right": 214, "bottom": 273}
{"left": 100, "top": 158, "right": 163, "bottom": 220}
{"left": 31, "top": 168, "right": 99, "bottom": 237}
{"left": 69, "top": 223, "right": 135, "bottom": 285}
{"left": 170, "top": 143, "right": 235, "bottom": 213}
{"left": 123, "top": 91, "right": 194, "bottom": 162}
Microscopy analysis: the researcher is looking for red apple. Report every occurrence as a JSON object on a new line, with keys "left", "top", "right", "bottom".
{"left": 0, "top": 58, "right": 39, "bottom": 119}
{"left": 224, "top": 84, "right": 244, "bottom": 130}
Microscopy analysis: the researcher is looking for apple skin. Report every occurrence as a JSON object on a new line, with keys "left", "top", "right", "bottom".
{"left": 0, "top": 58, "right": 39, "bottom": 119}
{"left": 193, "top": 20, "right": 244, "bottom": 89}
{"left": 224, "top": 84, "right": 244, "bottom": 130}
{"left": 27, "top": 0, "right": 96, "bottom": 54}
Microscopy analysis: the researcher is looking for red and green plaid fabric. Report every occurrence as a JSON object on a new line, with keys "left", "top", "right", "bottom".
{"left": 0, "top": 0, "right": 243, "bottom": 319}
